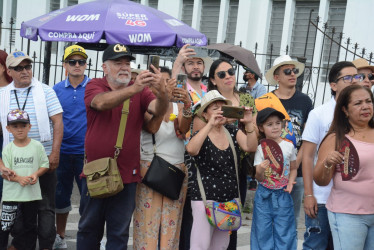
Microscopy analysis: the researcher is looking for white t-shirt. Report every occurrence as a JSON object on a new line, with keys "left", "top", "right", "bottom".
{"left": 302, "top": 98, "right": 335, "bottom": 204}
{"left": 254, "top": 139, "right": 297, "bottom": 189}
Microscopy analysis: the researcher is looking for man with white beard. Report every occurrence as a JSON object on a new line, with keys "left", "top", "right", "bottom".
{"left": 77, "top": 44, "right": 168, "bottom": 249}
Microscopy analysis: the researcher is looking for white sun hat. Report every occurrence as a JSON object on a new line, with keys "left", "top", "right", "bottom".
{"left": 265, "top": 55, "right": 305, "bottom": 85}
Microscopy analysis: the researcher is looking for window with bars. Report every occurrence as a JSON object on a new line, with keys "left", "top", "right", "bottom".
{"left": 265, "top": 0, "right": 286, "bottom": 71}
{"left": 225, "top": 0, "right": 239, "bottom": 44}
{"left": 50, "top": 0, "right": 60, "bottom": 11}
{"left": 181, "top": 0, "right": 193, "bottom": 27}
{"left": 68, "top": 0, "right": 78, "bottom": 6}
{"left": 200, "top": 0, "right": 220, "bottom": 45}
{"left": 148, "top": 0, "right": 158, "bottom": 9}
{"left": 290, "top": 0, "right": 319, "bottom": 64}
{"left": 10, "top": 0, "right": 17, "bottom": 46}
{"left": 321, "top": 0, "right": 347, "bottom": 82}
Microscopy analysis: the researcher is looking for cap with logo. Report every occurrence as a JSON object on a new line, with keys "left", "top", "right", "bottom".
{"left": 64, "top": 45, "right": 88, "bottom": 61}
{"left": 6, "top": 51, "right": 33, "bottom": 68}
{"left": 7, "top": 109, "right": 30, "bottom": 125}
{"left": 103, "top": 44, "right": 135, "bottom": 62}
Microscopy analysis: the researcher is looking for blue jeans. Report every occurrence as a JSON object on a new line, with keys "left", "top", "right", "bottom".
{"left": 291, "top": 176, "right": 304, "bottom": 226}
{"left": 55, "top": 153, "right": 84, "bottom": 213}
{"left": 251, "top": 184, "right": 297, "bottom": 250}
{"left": 328, "top": 211, "right": 374, "bottom": 250}
{"left": 303, "top": 204, "right": 333, "bottom": 250}
{"left": 77, "top": 178, "right": 137, "bottom": 250}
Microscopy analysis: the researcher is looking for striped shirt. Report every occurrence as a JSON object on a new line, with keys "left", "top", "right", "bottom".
{"left": 7, "top": 82, "right": 62, "bottom": 155}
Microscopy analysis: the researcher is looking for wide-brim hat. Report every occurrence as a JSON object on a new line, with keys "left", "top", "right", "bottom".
{"left": 352, "top": 58, "right": 374, "bottom": 72}
{"left": 131, "top": 68, "right": 143, "bottom": 75}
{"left": 265, "top": 55, "right": 305, "bottom": 85}
{"left": 256, "top": 107, "right": 285, "bottom": 126}
{"left": 196, "top": 90, "right": 232, "bottom": 117}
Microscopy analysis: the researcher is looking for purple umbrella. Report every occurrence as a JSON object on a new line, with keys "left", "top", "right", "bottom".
{"left": 20, "top": 0, "right": 207, "bottom": 47}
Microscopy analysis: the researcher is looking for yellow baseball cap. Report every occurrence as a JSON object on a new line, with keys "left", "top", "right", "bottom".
{"left": 63, "top": 45, "right": 88, "bottom": 61}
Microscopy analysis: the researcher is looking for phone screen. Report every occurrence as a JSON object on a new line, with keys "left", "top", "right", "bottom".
{"left": 177, "top": 74, "right": 187, "bottom": 89}
{"left": 148, "top": 55, "right": 160, "bottom": 73}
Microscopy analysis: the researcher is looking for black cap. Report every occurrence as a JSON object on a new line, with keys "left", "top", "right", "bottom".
{"left": 103, "top": 44, "right": 136, "bottom": 62}
{"left": 256, "top": 107, "right": 285, "bottom": 126}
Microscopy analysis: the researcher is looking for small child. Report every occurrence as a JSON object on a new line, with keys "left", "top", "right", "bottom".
{"left": 0, "top": 109, "right": 49, "bottom": 250}
{"left": 250, "top": 108, "right": 298, "bottom": 250}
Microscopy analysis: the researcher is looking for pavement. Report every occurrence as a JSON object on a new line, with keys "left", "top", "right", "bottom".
{"left": 5, "top": 183, "right": 306, "bottom": 249}
{"left": 62, "top": 184, "right": 306, "bottom": 249}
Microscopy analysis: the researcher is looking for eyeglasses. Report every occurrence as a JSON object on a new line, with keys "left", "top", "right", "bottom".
{"left": 65, "top": 59, "right": 86, "bottom": 66}
{"left": 358, "top": 73, "right": 374, "bottom": 81}
{"left": 10, "top": 65, "right": 32, "bottom": 72}
{"left": 336, "top": 74, "right": 364, "bottom": 83}
{"left": 216, "top": 68, "right": 235, "bottom": 79}
{"left": 283, "top": 68, "right": 299, "bottom": 75}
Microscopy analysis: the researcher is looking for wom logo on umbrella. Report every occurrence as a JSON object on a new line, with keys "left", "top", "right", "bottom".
{"left": 128, "top": 33, "right": 152, "bottom": 43}
{"left": 65, "top": 14, "right": 100, "bottom": 22}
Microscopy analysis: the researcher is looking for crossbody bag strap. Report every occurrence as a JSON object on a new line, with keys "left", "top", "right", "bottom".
{"left": 223, "top": 127, "right": 241, "bottom": 203}
{"left": 195, "top": 127, "right": 241, "bottom": 206}
{"left": 114, "top": 99, "right": 130, "bottom": 158}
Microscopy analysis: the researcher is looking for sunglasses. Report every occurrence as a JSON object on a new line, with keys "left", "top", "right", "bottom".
{"left": 216, "top": 68, "right": 235, "bottom": 79}
{"left": 282, "top": 68, "right": 299, "bottom": 75}
{"left": 336, "top": 74, "right": 364, "bottom": 83}
{"left": 65, "top": 59, "right": 86, "bottom": 66}
{"left": 358, "top": 73, "right": 374, "bottom": 81}
{"left": 10, "top": 65, "right": 32, "bottom": 72}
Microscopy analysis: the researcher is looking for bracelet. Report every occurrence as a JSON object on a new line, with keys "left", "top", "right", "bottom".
{"left": 324, "top": 160, "right": 333, "bottom": 170}
{"left": 304, "top": 194, "right": 314, "bottom": 198}
{"left": 184, "top": 101, "right": 192, "bottom": 109}
{"left": 182, "top": 107, "right": 193, "bottom": 118}
{"left": 244, "top": 127, "right": 254, "bottom": 134}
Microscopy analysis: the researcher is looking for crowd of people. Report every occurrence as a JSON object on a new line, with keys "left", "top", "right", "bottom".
{"left": 0, "top": 42, "right": 373, "bottom": 250}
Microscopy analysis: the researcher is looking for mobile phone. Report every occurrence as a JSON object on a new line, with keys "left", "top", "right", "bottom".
{"left": 188, "top": 46, "right": 208, "bottom": 58}
{"left": 148, "top": 55, "right": 160, "bottom": 73}
{"left": 221, "top": 105, "right": 245, "bottom": 119}
{"left": 177, "top": 74, "right": 187, "bottom": 89}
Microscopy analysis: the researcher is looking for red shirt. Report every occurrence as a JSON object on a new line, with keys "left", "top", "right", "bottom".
{"left": 84, "top": 77, "right": 155, "bottom": 183}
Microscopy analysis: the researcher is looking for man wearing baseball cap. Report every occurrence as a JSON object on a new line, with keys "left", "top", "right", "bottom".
{"left": 52, "top": 45, "right": 89, "bottom": 249}
{"left": 241, "top": 66, "right": 267, "bottom": 99}
{"left": 255, "top": 55, "right": 313, "bottom": 229}
{"left": 77, "top": 43, "right": 168, "bottom": 249}
{"left": 0, "top": 50, "right": 63, "bottom": 249}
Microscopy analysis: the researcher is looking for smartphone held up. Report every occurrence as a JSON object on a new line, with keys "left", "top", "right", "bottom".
{"left": 177, "top": 74, "right": 187, "bottom": 89}
{"left": 148, "top": 55, "right": 160, "bottom": 73}
{"left": 221, "top": 105, "right": 245, "bottom": 119}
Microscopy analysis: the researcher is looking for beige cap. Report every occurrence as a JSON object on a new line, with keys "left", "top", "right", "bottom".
{"left": 6, "top": 51, "right": 32, "bottom": 68}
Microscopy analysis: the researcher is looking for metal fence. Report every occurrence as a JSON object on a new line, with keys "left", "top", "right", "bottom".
{"left": 1, "top": 10, "right": 373, "bottom": 107}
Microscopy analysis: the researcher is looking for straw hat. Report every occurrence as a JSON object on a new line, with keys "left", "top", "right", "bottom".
{"left": 352, "top": 58, "right": 374, "bottom": 72}
{"left": 196, "top": 90, "right": 232, "bottom": 117}
{"left": 131, "top": 68, "right": 143, "bottom": 75}
{"left": 265, "top": 55, "right": 305, "bottom": 85}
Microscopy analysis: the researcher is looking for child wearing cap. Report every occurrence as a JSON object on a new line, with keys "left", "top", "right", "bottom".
{"left": 250, "top": 107, "right": 298, "bottom": 250}
{"left": 0, "top": 109, "right": 49, "bottom": 250}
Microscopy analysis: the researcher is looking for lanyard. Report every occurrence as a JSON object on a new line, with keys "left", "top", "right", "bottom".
{"left": 13, "top": 87, "right": 31, "bottom": 110}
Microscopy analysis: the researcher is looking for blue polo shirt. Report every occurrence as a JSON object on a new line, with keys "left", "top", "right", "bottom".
{"left": 53, "top": 76, "right": 90, "bottom": 154}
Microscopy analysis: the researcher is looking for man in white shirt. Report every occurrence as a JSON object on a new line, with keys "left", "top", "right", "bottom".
{"left": 302, "top": 61, "right": 363, "bottom": 249}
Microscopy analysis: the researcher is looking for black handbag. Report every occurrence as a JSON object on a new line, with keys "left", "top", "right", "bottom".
{"left": 142, "top": 134, "right": 186, "bottom": 200}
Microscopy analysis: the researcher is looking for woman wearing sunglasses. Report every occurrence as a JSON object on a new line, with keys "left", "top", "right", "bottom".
{"left": 193, "top": 58, "right": 258, "bottom": 249}
{"left": 352, "top": 58, "right": 374, "bottom": 89}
